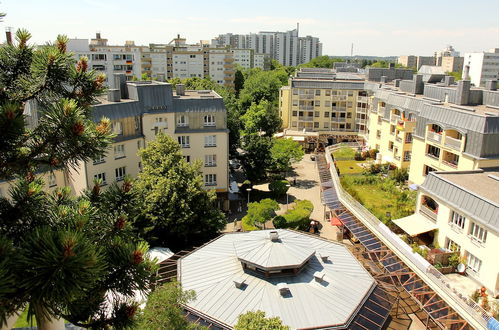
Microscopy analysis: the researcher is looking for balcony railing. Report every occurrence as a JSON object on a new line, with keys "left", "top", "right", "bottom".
{"left": 298, "top": 94, "right": 314, "bottom": 100}
{"left": 298, "top": 116, "right": 314, "bottom": 122}
{"left": 298, "top": 106, "right": 314, "bottom": 110}
{"left": 426, "top": 153, "right": 440, "bottom": 161}
{"left": 391, "top": 114, "right": 400, "bottom": 123}
{"left": 427, "top": 131, "right": 442, "bottom": 144}
{"left": 420, "top": 205, "right": 438, "bottom": 222}
{"left": 442, "top": 159, "right": 458, "bottom": 168}
{"left": 444, "top": 136, "right": 462, "bottom": 151}
{"left": 395, "top": 136, "right": 402, "bottom": 143}
{"left": 357, "top": 96, "right": 368, "bottom": 103}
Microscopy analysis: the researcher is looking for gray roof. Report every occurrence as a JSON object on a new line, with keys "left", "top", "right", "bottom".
{"left": 420, "top": 170, "right": 499, "bottom": 233}
{"left": 179, "top": 229, "right": 375, "bottom": 329}
{"left": 172, "top": 97, "right": 226, "bottom": 113}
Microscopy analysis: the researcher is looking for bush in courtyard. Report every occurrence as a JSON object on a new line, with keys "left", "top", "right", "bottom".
{"left": 354, "top": 151, "right": 365, "bottom": 161}
{"left": 361, "top": 151, "right": 369, "bottom": 159}
{"left": 368, "top": 149, "right": 378, "bottom": 159}
{"left": 269, "top": 180, "right": 290, "bottom": 197}
{"left": 390, "top": 168, "right": 409, "bottom": 184}
{"left": 274, "top": 200, "right": 313, "bottom": 230}
{"left": 242, "top": 198, "right": 279, "bottom": 231}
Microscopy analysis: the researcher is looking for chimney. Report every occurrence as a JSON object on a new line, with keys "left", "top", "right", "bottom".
{"left": 233, "top": 277, "right": 246, "bottom": 289}
{"left": 269, "top": 231, "right": 279, "bottom": 242}
{"left": 394, "top": 79, "right": 401, "bottom": 87}
{"left": 463, "top": 65, "right": 470, "bottom": 80}
{"left": 277, "top": 283, "right": 290, "bottom": 296}
{"left": 107, "top": 89, "right": 121, "bottom": 102}
{"left": 113, "top": 73, "right": 128, "bottom": 99}
{"left": 380, "top": 76, "right": 387, "bottom": 83}
{"left": 176, "top": 83, "right": 185, "bottom": 96}
{"left": 388, "top": 62, "right": 395, "bottom": 69}
{"left": 485, "top": 80, "right": 497, "bottom": 91}
{"left": 313, "top": 271, "right": 326, "bottom": 282}
{"left": 444, "top": 76, "right": 455, "bottom": 86}
{"left": 456, "top": 80, "right": 471, "bottom": 105}
{"left": 5, "top": 28, "right": 12, "bottom": 46}
{"left": 96, "top": 32, "right": 101, "bottom": 39}
{"left": 414, "top": 74, "right": 424, "bottom": 94}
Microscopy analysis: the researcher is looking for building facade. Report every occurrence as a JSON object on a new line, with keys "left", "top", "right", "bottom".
{"left": 463, "top": 48, "right": 499, "bottom": 87}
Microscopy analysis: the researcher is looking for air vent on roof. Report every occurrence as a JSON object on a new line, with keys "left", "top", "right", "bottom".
{"left": 269, "top": 231, "right": 279, "bottom": 242}
{"left": 318, "top": 253, "right": 329, "bottom": 262}
{"left": 313, "top": 271, "right": 326, "bottom": 282}
{"left": 488, "top": 174, "right": 499, "bottom": 182}
{"left": 277, "top": 283, "right": 290, "bottom": 296}
{"left": 233, "top": 277, "right": 246, "bottom": 289}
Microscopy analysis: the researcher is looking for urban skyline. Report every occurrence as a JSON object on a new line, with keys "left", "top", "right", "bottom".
{"left": 2, "top": 0, "right": 499, "bottom": 56}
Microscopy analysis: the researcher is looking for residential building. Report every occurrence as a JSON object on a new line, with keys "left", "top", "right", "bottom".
{"left": 178, "top": 229, "right": 393, "bottom": 329}
{"left": 434, "top": 45, "right": 460, "bottom": 66}
{"left": 212, "top": 27, "right": 322, "bottom": 66}
{"left": 66, "top": 76, "right": 229, "bottom": 207}
{"left": 231, "top": 49, "right": 269, "bottom": 70}
{"left": 441, "top": 56, "right": 464, "bottom": 73}
{"left": 394, "top": 170, "right": 499, "bottom": 296}
{"left": 463, "top": 48, "right": 499, "bottom": 87}
{"left": 397, "top": 55, "right": 436, "bottom": 69}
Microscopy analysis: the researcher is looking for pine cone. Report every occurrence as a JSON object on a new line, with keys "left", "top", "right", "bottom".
{"left": 72, "top": 121, "right": 85, "bottom": 136}
{"left": 132, "top": 250, "right": 143, "bottom": 265}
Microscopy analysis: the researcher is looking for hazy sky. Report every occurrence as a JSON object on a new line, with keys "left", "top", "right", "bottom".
{"left": 2, "top": 0, "right": 498, "bottom": 56}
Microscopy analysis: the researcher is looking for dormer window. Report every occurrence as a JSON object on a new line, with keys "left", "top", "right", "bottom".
{"left": 112, "top": 122, "right": 122, "bottom": 135}
{"left": 177, "top": 115, "right": 188, "bottom": 127}
{"left": 204, "top": 115, "right": 216, "bottom": 127}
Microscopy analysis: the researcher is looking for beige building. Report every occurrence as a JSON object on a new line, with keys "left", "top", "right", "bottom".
{"left": 397, "top": 55, "right": 436, "bottom": 69}
{"left": 441, "top": 56, "right": 464, "bottom": 73}
{"left": 394, "top": 170, "right": 499, "bottom": 295}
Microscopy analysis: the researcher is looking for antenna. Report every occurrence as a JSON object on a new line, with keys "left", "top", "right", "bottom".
{"left": 351, "top": 43, "right": 354, "bottom": 57}
{"left": 297, "top": 22, "right": 299, "bottom": 36}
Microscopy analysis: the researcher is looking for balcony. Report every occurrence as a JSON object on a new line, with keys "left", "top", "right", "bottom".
{"left": 299, "top": 94, "right": 314, "bottom": 100}
{"left": 298, "top": 116, "right": 314, "bottom": 122}
{"left": 224, "top": 57, "right": 234, "bottom": 62}
{"left": 442, "top": 160, "right": 458, "bottom": 169}
{"left": 223, "top": 63, "right": 234, "bottom": 69}
{"left": 357, "top": 96, "right": 368, "bottom": 103}
{"left": 224, "top": 70, "right": 235, "bottom": 75}
{"left": 298, "top": 106, "right": 314, "bottom": 110}
{"left": 333, "top": 118, "right": 346, "bottom": 123}
{"left": 426, "top": 153, "right": 440, "bottom": 161}
{"left": 420, "top": 205, "right": 437, "bottom": 222}
{"left": 394, "top": 155, "right": 401, "bottom": 161}
{"left": 427, "top": 131, "right": 442, "bottom": 144}
{"left": 390, "top": 114, "right": 400, "bottom": 123}
{"left": 444, "top": 136, "right": 462, "bottom": 151}
{"left": 395, "top": 136, "right": 402, "bottom": 143}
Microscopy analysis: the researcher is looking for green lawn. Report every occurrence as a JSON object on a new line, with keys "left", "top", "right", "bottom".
{"left": 14, "top": 306, "right": 36, "bottom": 328}
{"left": 340, "top": 175, "right": 416, "bottom": 225}
{"left": 332, "top": 147, "right": 356, "bottom": 160}
{"left": 335, "top": 160, "right": 366, "bottom": 175}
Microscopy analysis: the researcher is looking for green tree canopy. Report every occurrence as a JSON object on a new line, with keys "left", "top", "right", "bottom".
{"left": 241, "top": 100, "right": 281, "bottom": 137}
{"left": 300, "top": 56, "right": 344, "bottom": 68}
{"left": 234, "top": 310, "right": 290, "bottom": 330}
{"left": 137, "top": 281, "right": 205, "bottom": 330}
{"left": 241, "top": 198, "right": 279, "bottom": 231}
{"left": 0, "top": 30, "right": 157, "bottom": 328}
{"left": 240, "top": 134, "right": 273, "bottom": 182}
{"left": 133, "top": 134, "right": 226, "bottom": 248}
{"left": 239, "top": 69, "right": 288, "bottom": 109}
{"left": 270, "top": 138, "right": 304, "bottom": 173}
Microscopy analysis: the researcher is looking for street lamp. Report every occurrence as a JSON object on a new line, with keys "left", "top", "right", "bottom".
{"left": 286, "top": 184, "right": 291, "bottom": 211}
{"left": 246, "top": 188, "right": 252, "bottom": 205}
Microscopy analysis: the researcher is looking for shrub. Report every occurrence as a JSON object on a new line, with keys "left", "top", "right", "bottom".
{"left": 269, "top": 180, "right": 290, "bottom": 197}
{"left": 275, "top": 200, "right": 313, "bottom": 230}
{"left": 273, "top": 215, "right": 286, "bottom": 229}
{"left": 368, "top": 149, "right": 378, "bottom": 159}
{"left": 242, "top": 198, "right": 279, "bottom": 231}
{"left": 354, "top": 151, "right": 365, "bottom": 161}
{"left": 361, "top": 151, "right": 369, "bottom": 159}
{"left": 390, "top": 168, "right": 409, "bottom": 184}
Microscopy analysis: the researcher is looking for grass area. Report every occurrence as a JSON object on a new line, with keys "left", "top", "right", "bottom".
{"left": 335, "top": 160, "right": 366, "bottom": 175}
{"left": 332, "top": 147, "right": 356, "bottom": 160}
{"left": 340, "top": 174, "right": 416, "bottom": 225}
{"left": 14, "top": 306, "right": 36, "bottom": 328}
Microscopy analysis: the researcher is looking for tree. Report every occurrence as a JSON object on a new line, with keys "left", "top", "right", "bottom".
{"left": 300, "top": 56, "right": 344, "bottom": 68}
{"left": 239, "top": 69, "right": 288, "bottom": 110}
{"left": 241, "top": 100, "right": 281, "bottom": 137}
{"left": 270, "top": 138, "right": 304, "bottom": 173}
{"left": 132, "top": 134, "right": 226, "bottom": 249}
{"left": 0, "top": 30, "right": 157, "bottom": 328}
{"left": 234, "top": 310, "right": 290, "bottom": 330}
{"left": 445, "top": 71, "right": 462, "bottom": 82}
{"left": 240, "top": 134, "right": 273, "bottom": 182}
{"left": 137, "top": 281, "right": 205, "bottom": 330}
{"left": 241, "top": 199, "right": 279, "bottom": 231}
{"left": 234, "top": 67, "right": 245, "bottom": 96}
{"left": 268, "top": 180, "right": 290, "bottom": 197}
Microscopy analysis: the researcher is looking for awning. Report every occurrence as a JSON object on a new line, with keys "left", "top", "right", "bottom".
{"left": 392, "top": 213, "right": 438, "bottom": 236}
{"left": 291, "top": 136, "right": 305, "bottom": 142}
{"left": 331, "top": 217, "right": 343, "bottom": 226}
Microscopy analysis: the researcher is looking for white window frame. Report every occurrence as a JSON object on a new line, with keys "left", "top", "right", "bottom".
{"left": 177, "top": 115, "right": 189, "bottom": 127}
{"left": 112, "top": 122, "right": 123, "bottom": 135}
{"left": 94, "top": 172, "right": 107, "bottom": 185}
{"left": 114, "top": 144, "right": 125, "bottom": 159}
{"left": 445, "top": 237, "right": 461, "bottom": 252}
{"left": 466, "top": 252, "right": 482, "bottom": 274}
{"left": 205, "top": 174, "right": 217, "bottom": 186}
{"left": 204, "top": 135, "right": 216, "bottom": 147}
{"left": 469, "top": 222, "right": 487, "bottom": 244}
{"left": 93, "top": 155, "right": 105, "bottom": 165}
{"left": 449, "top": 211, "right": 466, "bottom": 232}
{"left": 204, "top": 155, "right": 217, "bottom": 167}
{"left": 115, "top": 167, "right": 126, "bottom": 182}
{"left": 178, "top": 136, "right": 190, "bottom": 148}
{"left": 204, "top": 115, "right": 216, "bottom": 127}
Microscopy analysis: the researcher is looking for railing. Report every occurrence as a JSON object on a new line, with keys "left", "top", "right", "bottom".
{"left": 298, "top": 106, "right": 314, "bottom": 110}
{"left": 427, "top": 131, "right": 442, "bottom": 143}
{"left": 444, "top": 136, "right": 462, "bottom": 151}
{"left": 395, "top": 136, "right": 402, "bottom": 143}
{"left": 442, "top": 159, "right": 458, "bottom": 169}
{"left": 390, "top": 114, "right": 400, "bottom": 123}
{"left": 325, "top": 145, "right": 491, "bottom": 329}
{"left": 299, "top": 94, "right": 314, "bottom": 99}
{"left": 298, "top": 116, "right": 314, "bottom": 122}
{"left": 426, "top": 153, "right": 440, "bottom": 161}
{"left": 419, "top": 205, "right": 438, "bottom": 222}
{"left": 333, "top": 118, "right": 346, "bottom": 123}
{"left": 357, "top": 96, "right": 368, "bottom": 103}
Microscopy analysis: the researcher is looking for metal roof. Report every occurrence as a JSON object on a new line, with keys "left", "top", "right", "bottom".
{"left": 420, "top": 170, "right": 499, "bottom": 233}
{"left": 291, "top": 80, "right": 365, "bottom": 90}
{"left": 179, "top": 229, "right": 375, "bottom": 329}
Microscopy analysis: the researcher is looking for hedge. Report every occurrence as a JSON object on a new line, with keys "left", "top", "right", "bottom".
{"left": 273, "top": 200, "right": 313, "bottom": 230}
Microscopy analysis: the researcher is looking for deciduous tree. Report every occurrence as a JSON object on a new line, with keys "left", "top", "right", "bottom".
{"left": 234, "top": 310, "right": 290, "bottom": 330}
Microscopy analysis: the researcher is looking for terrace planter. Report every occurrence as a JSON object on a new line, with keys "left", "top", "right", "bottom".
{"left": 440, "top": 266, "right": 454, "bottom": 274}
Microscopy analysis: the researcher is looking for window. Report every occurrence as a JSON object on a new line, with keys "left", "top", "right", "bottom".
{"left": 469, "top": 222, "right": 487, "bottom": 244}
{"left": 315, "top": 101, "right": 320, "bottom": 107}
{"left": 445, "top": 238, "right": 461, "bottom": 252}
{"left": 115, "top": 167, "right": 126, "bottom": 181}
{"left": 314, "top": 122, "right": 319, "bottom": 128}
{"left": 388, "top": 141, "right": 394, "bottom": 151}
{"left": 292, "top": 100, "right": 298, "bottom": 106}
{"left": 204, "top": 135, "right": 216, "bottom": 147}
{"left": 184, "top": 155, "right": 190, "bottom": 163}
{"left": 466, "top": 252, "right": 482, "bottom": 274}
{"left": 114, "top": 144, "right": 125, "bottom": 159}
{"left": 324, "top": 112, "right": 329, "bottom": 118}
{"left": 403, "top": 151, "right": 411, "bottom": 161}
{"left": 205, "top": 155, "right": 217, "bottom": 167}
{"left": 204, "top": 115, "right": 216, "bottom": 127}
{"left": 292, "top": 111, "right": 297, "bottom": 117}
{"left": 94, "top": 172, "right": 107, "bottom": 185}
{"left": 376, "top": 130, "right": 381, "bottom": 138}
{"left": 426, "top": 144, "right": 440, "bottom": 159}
{"left": 93, "top": 155, "right": 105, "bottom": 165}
{"left": 325, "top": 90, "right": 331, "bottom": 96}
{"left": 323, "top": 122, "right": 329, "bottom": 128}
{"left": 315, "top": 90, "right": 320, "bottom": 96}
{"left": 314, "top": 111, "right": 320, "bottom": 117}
{"left": 177, "top": 115, "right": 188, "bottom": 127}
{"left": 405, "top": 133, "right": 413, "bottom": 143}
{"left": 423, "top": 165, "right": 437, "bottom": 176}
{"left": 449, "top": 211, "right": 466, "bottom": 230}
{"left": 205, "top": 174, "right": 217, "bottom": 186}
{"left": 112, "top": 122, "right": 123, "bottom": 135}
{"left": 178, "top": 136, "right": 190, "bottom": 148}
{"left": 48, "top": 173, "right": 57, "bottom": 187}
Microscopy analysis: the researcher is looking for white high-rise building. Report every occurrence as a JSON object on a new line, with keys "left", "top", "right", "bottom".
{"left": 463, "top": 48, "right": 499, "bottom": 87}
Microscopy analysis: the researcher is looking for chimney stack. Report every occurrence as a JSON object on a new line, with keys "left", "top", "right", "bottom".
{"left": 444, "top": 76, "right": 455, "bottom": 86}
{"left": 113, "top": 73, "right": 128, "bottom": 99}
{"left": 456, "top": 80, "right": 471, "bottom": 105}
{"left": 107, "top": 89, "right": 121, "bottom": 102}
{"left": 485, "top": 80, "right": 497, "bottom": 91}
{"left": 5, "top": 28, "right": 12, "bottom": 46}
{"left": 176, "top": 84, "right": 185, "bottom": 96}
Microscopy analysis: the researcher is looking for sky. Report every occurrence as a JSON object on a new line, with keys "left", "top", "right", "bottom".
{"left": 1, "top": 0, "right": 499, "bottom": 57}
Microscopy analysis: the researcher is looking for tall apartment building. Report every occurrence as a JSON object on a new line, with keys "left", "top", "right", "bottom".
{"left": 394, "top": 170, "right": 499, "bottom": 295}
{"left": 231, "top": 49, "right": 268, "bottom": 70}
{"left": 1, "top": 76, "right": 230, "bottom": 209}
{"left": 434, "top": 45, "right": 460, "bottom": 65}
{"left": 68, "top": 33, "right": 235, "bottom": 88}
{"left": 463, "top": 48, "right": 499, "bottom": 87}
{"left": 397, "top": 55, "right": 436, "bottom": 69}
{"left": 212, "top": 28, "right": 322, "bottom": 66}
{"left": 440, "top": 56, "right": 464, "bottom": 73}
